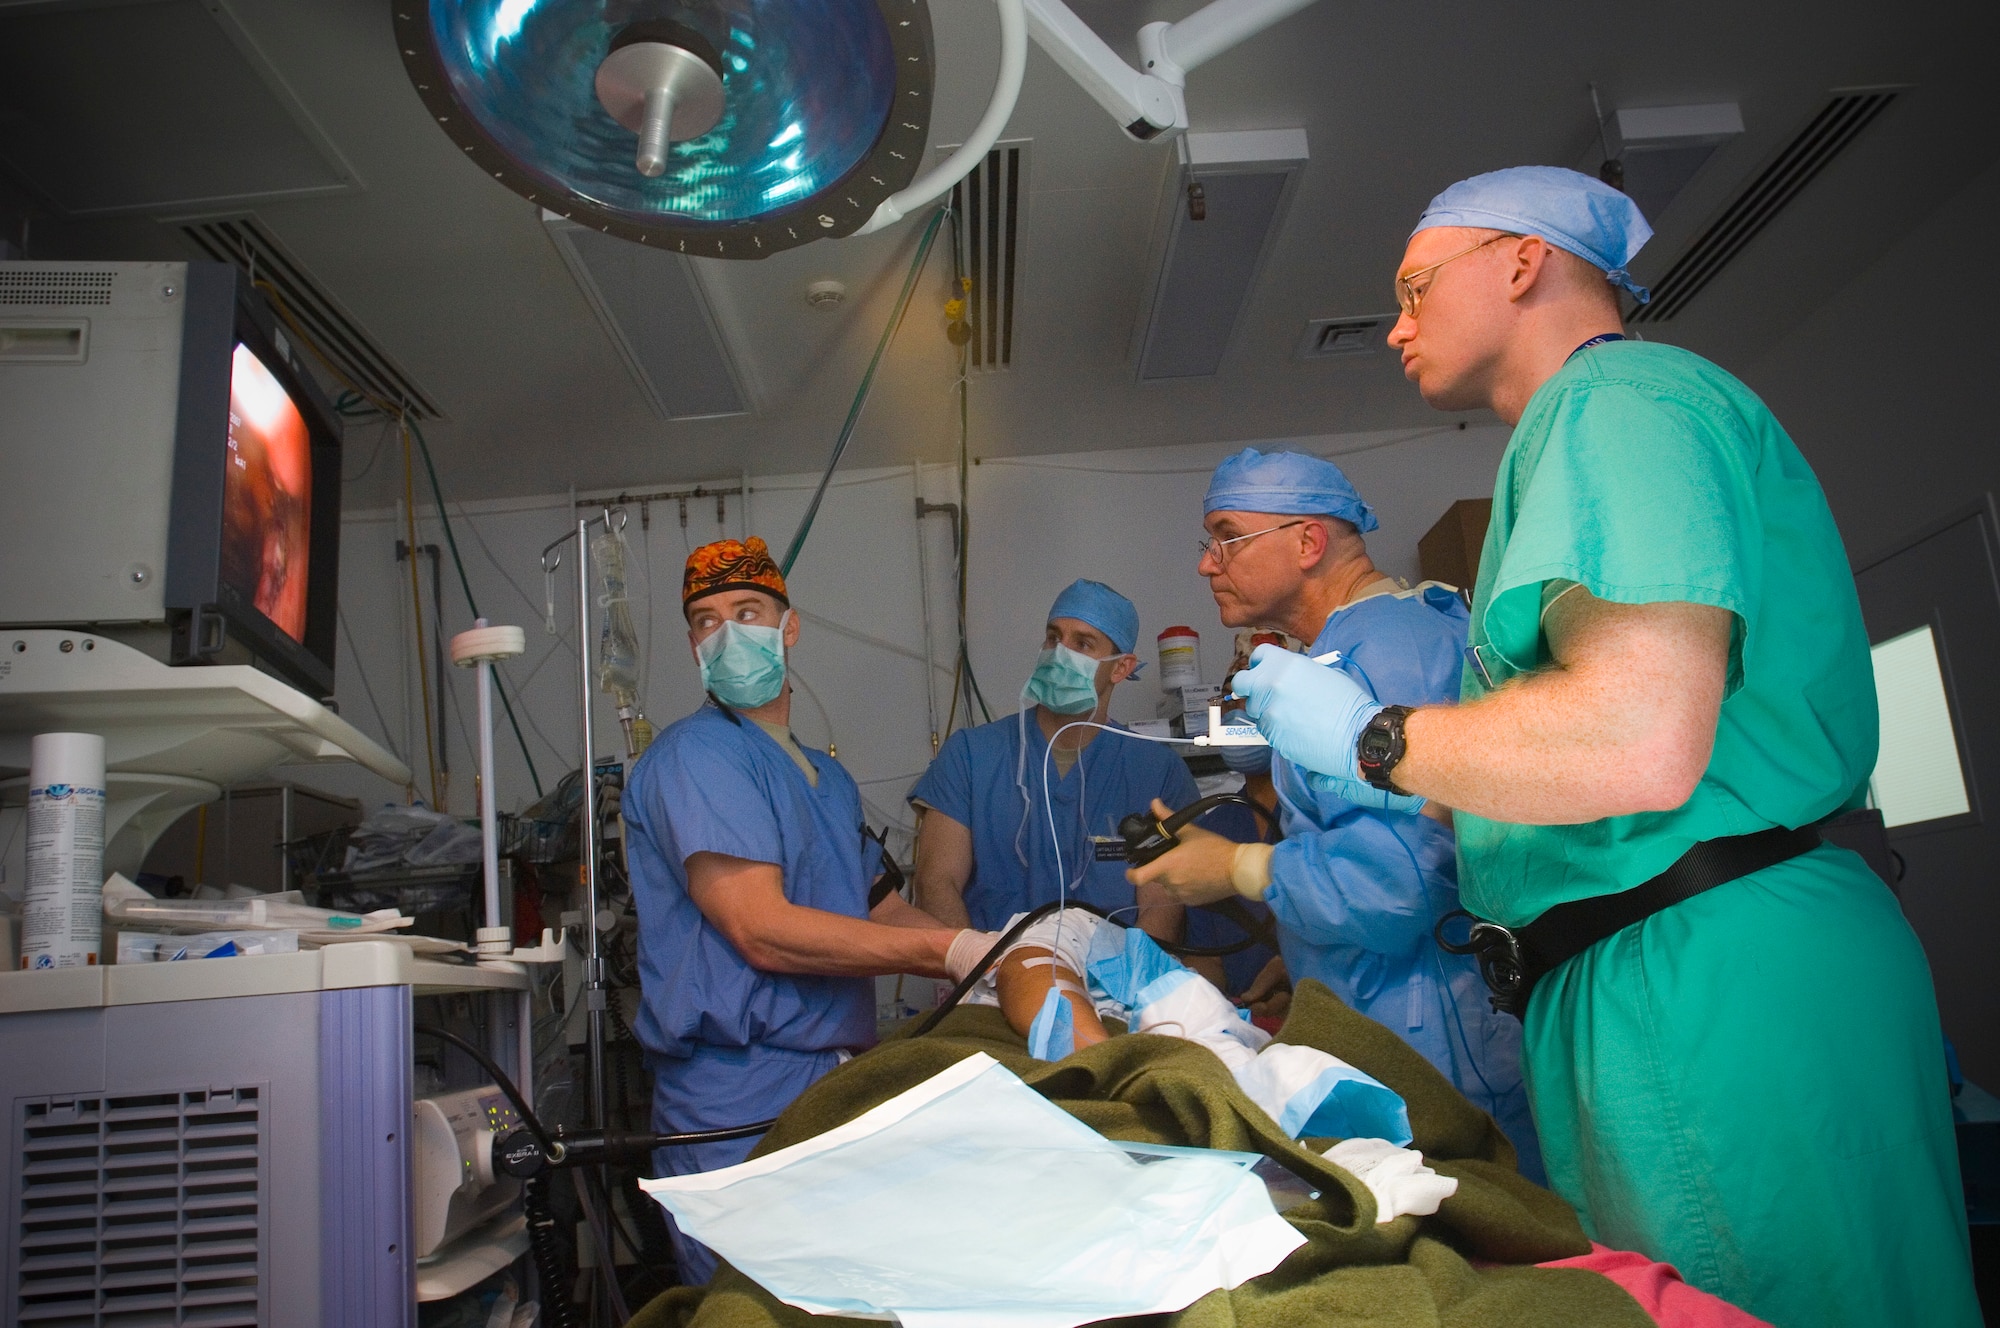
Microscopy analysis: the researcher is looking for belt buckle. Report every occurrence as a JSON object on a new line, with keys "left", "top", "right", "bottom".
{"left": 1435, "top": 910, "right": 1533, "bottom": 1018}
{"left": 1466, "top": 922, "right": 1531, "bottom": 1017}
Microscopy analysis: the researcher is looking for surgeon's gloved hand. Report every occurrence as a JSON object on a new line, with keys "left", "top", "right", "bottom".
{"left": 1233, "top": 644, "right": 1382, "bottom": 780}
{"left": 1217, "top": 739, "right": 1273, "bottom": 775}
{"left": 1304, "top": 771, "right": 1427, "bottom": 816}
{"left": 946, "top": 930, "right": 1003, "bottom": 984}
{"left": 1126, "top": 799, "right": 1238, "bottom": 906}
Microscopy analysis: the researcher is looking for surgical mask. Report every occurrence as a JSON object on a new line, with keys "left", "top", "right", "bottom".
{"left": 1024, "top": 642, "right": 1105, "bottom": 715}
{"left": 696, "top": 612, "right": 789, "bottom": 709}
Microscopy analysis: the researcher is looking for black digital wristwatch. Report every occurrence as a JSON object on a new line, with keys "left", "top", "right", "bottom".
{"left": 1356, "top": 705, "right": 1414, "bottom": 794}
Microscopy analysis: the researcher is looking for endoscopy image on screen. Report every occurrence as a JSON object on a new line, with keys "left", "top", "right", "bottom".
{"left": 221, "top": 342, "right": 312, "bottom": 642}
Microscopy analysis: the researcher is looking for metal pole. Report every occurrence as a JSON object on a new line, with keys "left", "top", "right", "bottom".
{"left": 477, "top": 648, "right": 500, "bottom": 932}
{"left": 576, "top": 518, "right": 608, "bottom": 1132}
{"left": 429, "top": 547, "right": 448, "bottom": 800}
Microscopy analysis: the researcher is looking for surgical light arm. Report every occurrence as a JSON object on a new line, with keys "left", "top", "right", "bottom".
{"left": 1034, "top": 0, "right": 1321, "bottom": 138}
{"left": 859, "top": 0, "right": 1322, "bottom": 232}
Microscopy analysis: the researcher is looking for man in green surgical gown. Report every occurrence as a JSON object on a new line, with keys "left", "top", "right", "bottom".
{"left": 1227, "top": 166, "right": 1980, "bottom": 1326}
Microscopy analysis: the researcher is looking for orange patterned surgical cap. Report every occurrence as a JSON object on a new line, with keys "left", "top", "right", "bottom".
{"left": 682, "top": 537, "right": 789, "bottom": 613}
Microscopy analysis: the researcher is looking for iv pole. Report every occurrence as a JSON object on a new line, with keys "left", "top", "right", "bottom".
{"left": 540, "top": 509, "right": 623, "bottom": 1133}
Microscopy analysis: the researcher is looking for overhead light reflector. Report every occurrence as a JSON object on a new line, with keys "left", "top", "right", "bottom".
{"left": 395, "top": 0, "right": 935, "bottom": 258}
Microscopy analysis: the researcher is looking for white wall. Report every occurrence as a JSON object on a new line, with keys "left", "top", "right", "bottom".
{"left": 291, "top": 422, "right": 1509, "bottom": 858}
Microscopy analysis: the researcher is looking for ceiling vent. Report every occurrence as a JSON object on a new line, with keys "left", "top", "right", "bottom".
{"left": 1632, "top": 88, "right": 1901, "bottom": 323}
{"left": 1138, "top": 129, "right": 1308, "bottom": 381}
{"left": 181, "top": 214, "right": 440, "bottom": 418}
{"left": 950, "top": 141, "right": 1029, "bottom": 372}
{"left": 543, "top": 213, "right": 749, "bottom": 421}
{"left": 1298, "top": 313, "right": 1396, "bottom": 359}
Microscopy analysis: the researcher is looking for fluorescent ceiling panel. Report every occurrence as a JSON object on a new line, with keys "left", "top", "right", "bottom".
{"left": 0, "top": 0, "right": 354, "bottom": 216}
{"left": 545, "top": 215, "right": 748, "bottom": 420}
{"left": 1868, "top": 625, "right": 1971, "bottom": 829}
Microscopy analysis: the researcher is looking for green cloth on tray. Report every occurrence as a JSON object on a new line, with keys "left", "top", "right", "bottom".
{"left": 629, "top": 981, "right": 1652, "bottom": 1328}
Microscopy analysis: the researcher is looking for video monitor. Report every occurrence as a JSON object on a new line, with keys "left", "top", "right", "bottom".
{"left": 0, "top": 259, "right": 342, "bottom": 697}
{"left": 221, "top": 342, "right": 313, "bottom": 644}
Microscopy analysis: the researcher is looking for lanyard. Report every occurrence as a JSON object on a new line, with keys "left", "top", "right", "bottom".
{"left": 1566, "top": 332, "right": 1626, "bottom": 362}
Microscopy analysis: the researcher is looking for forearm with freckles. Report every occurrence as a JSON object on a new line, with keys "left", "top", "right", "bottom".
{"left": 910, "top": 808, "right": 974, "bottom": 929}
{"left": 1393, "top": 592, "right": 1732, "bottom": 825}
{"left": 687, "top": 851, "right": 954, "bottom": 977}
{"left": 870, "top": 892, "right": 949, "bottom": 929}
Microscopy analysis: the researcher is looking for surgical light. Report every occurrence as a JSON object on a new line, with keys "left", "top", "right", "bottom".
{"left": 396, "top": 0, "right": 1325, "bottom": 259}
{"left": 395, "top": 0, "right": 936, "bottom": 258}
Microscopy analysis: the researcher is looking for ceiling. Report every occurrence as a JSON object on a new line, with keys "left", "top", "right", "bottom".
{"left": 4, "top": 0, "right": 1990, "bottom": 507}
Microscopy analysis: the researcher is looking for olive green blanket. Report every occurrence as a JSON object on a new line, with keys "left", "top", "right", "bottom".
{"left": 630, "top": 981, "right": 1651, "bottom": 1328}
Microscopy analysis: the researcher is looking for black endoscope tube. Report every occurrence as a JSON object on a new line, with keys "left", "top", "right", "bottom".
{"left": 415, "top": 1023, "right": 777, "bottom": 1161}
{"left": 908, "top": 900, "right": 1117, "bottom": 1039}
{"left": 414, "top": 1023, "right": 559, "bottom": 1156}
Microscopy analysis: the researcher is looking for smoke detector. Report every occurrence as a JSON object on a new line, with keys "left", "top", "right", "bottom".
{"left": 805, "top": 280, "right": 847, "bottom": 311}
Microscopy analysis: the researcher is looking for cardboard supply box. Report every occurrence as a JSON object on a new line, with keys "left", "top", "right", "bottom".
{"left": 1158, "top": 684, "right": 1223, "bottom": 737}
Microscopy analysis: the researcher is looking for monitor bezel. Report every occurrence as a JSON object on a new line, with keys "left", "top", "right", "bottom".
{"left": 163, "top": 262, "right": 343, "bottom": 698}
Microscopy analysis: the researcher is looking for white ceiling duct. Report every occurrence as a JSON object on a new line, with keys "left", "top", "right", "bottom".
{"left": 1607, "top": 101, "right": 1744, "bottom": 224}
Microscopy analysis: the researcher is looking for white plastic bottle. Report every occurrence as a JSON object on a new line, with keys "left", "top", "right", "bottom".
{"left": 20, "top": 732, "right": 106, "bottom": 970}
{"left": 1156, "top": 626, "right": 1201, "bottom": 692}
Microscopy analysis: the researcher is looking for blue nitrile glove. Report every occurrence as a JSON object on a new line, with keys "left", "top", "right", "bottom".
{"left": 1218, "top": 740, "right": 1272, "bottom": 775}
{"left": 1305, "top": 771, "right": 1427, "bottom": 816}
{"left": 1233, "top": 644, "right": 1382, "bottom": 780}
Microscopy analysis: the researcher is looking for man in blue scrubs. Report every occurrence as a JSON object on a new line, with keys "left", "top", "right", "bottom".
{"left": 1129, "top": 451, "right": 1540, "bottom": 1181}
{"left": 909, "top": 580, "right": 1198, "bottom": 942}
{"left": 624, "top": 537, "right": 985, "bottom": 1284}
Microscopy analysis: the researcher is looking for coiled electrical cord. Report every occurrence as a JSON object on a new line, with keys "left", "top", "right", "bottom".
{"left": 522, "top": 1174, "right": 580, "bottom": 1328}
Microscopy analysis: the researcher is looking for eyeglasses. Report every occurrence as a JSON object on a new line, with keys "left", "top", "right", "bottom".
{"left": 1395, "top": 233, "right": 1516, "bottom": 319}
{"left": 1198, "top": 520, "right": 1305, "bottom": 564}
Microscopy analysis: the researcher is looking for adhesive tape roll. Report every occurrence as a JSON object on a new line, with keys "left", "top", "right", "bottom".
{"left": 451, "top": 624, "right": 527, "bottom": 665}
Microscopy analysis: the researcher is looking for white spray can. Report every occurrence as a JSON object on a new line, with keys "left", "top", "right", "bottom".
{"left": 21, "top": 732, "right": 106, "bottom": 970}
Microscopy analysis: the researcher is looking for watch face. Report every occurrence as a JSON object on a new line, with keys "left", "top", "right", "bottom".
{"left": 1359, "top": 728, "right": 1392, "bottom": 764}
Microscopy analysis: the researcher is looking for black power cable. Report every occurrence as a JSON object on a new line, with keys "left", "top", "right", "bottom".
{"left": 907, "top": 899, "right": 1111, "bottom": 1038}
{"left": 415, "top": 1023, "right": 775, "bottom": 1164}
{"left": 414, "top": 1023, "right": 558, "bottom": 1157}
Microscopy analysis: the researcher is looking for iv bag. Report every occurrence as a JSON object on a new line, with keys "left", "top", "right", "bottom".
{"left": 590, "top": 525, "right": 642, "bottom": 710}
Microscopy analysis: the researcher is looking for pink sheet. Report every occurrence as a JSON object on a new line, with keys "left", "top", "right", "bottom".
{"left": 1538, "top": 1244, "right": 1773, "bottom": 1327}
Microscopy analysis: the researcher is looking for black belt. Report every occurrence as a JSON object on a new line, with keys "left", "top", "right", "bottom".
{"left": 1436, "top": 822, "right": 1825, "bottom": 1018}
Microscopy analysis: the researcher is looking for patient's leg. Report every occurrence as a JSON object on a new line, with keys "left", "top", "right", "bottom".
{"left": 993, "top": 946, "right": 1110, "bottom": 1050}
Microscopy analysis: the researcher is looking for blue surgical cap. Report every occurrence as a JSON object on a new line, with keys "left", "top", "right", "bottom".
{"left": 1049, "top": 579, "right": 1139, "bottom": 655}
{"left": 1203, "top": 448, "right": 1379, "bottom": 534}
{"left": 1414, "top": 166, "right": 1654, "bottom": 304}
